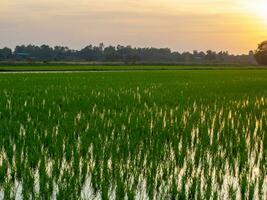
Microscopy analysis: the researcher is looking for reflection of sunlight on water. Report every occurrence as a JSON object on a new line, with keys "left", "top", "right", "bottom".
{"left": 1, "top": 158, "right": 266, "bottom": 200}
{"left": 1, "top": 85, "right": 267, "bottom": 199}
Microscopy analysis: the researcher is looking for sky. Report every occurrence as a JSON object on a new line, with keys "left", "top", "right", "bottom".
{"left": 1, "top": 0, "right": 267, "bottom": 54}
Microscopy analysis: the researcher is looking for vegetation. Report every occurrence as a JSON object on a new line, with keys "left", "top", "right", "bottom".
{"left": 0, "top": 65, "right": 263, "bottom": 72}
{"left": 255, "top": 41, "right": 267, "bottom": 65}
{"left": 0, "top": 44, "right": 256, "bottom": 64}
{"left": 0, "top": 70, "right": 266, "bottom": 199}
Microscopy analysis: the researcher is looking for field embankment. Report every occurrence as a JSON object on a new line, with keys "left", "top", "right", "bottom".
{"left": 0, "top": 64, "right": 266, "bottom": 72}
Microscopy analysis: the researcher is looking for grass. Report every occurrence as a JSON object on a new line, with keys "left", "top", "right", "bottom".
{"left": 0, "top": 64, "right": 265, "bottom": 71}
{"left": 0, "top": 70, "right": 266, "bottom": 199}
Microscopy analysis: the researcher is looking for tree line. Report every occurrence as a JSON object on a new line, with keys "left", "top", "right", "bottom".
{"left": 0, "top": 43, "right": 256, "bottom": 64}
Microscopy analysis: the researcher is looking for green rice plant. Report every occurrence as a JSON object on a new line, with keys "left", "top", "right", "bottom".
{"left": 0, "top": 70, "right": 266, "bottom": 199}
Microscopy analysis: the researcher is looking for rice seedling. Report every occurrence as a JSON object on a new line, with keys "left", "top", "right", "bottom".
{"left": 0, "top": 70, "right": 266, "bottom": 199}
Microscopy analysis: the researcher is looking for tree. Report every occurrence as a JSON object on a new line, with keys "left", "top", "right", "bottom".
{"left": 0, "top": 47, "right": 12, "bottom": 60}
{"left": 104, "top": 46, "right": 118, "bottom": 61}
{"left": 39, "top": 45, "right": 53, "bottom": 61}
{"left": 206, "top": 50, "right": 216, "bottom": 61}
{"left": 254, "top": 41, "right": 267, "bottom": 65}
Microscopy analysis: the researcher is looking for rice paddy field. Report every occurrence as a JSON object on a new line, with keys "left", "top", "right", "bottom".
{"left": 0, "top": 69, "right": 266, "bottom": 199}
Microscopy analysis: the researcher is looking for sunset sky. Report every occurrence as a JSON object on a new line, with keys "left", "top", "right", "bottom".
{"left": 1, "top": 0, "right": 267, "bottom": 54}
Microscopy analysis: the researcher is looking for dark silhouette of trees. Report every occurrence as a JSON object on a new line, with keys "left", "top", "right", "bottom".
{"left": 0, "top": 43, "right": 256, "bottom": 64}
{"left": 0, "top": 47, "right": 12, "bottom": 59}
{"left": 103, "top": 46, "right": 118, "bottom": 61}
{"left": 254, "top": 41, "right": 267, "bottom": 65}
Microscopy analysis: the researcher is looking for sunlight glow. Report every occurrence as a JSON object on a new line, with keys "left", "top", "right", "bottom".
{"left": 248, "top": 0, "right": 267, "bottom": 24}
{"left": 1, "top": 0, "right": 267, "bottom": 53}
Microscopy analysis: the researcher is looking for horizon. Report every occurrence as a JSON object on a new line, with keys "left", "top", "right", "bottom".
{"left": 1, "top": 0, "right": 267, "bottom": 54}
{"left": 0, "top": 43, "right": 255, "bottom": 56}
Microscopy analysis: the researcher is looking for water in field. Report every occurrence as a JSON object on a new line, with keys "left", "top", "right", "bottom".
{"left": 0, "top": 70, "right": 266, "bottom": 200}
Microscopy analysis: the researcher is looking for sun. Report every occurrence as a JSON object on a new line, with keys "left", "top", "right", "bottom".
{"left": 248, "top": 0, "right": 267, "bottom": 24}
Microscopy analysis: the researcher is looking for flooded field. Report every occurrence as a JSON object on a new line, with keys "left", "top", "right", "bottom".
{"left": 0, "top": 70, "right": 266, "bottom": 199}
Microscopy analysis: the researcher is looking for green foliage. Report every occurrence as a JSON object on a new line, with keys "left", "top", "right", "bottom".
{"left": 255, "top": 41, "right": 267, "bottom": 65}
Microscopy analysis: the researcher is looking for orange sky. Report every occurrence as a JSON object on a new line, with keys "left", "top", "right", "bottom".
{"left": 0, "top": 0, "right": 267, "bottom": 54}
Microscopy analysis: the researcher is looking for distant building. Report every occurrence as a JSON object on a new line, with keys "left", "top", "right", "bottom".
{"left": 194, "top": 56, "right": 202, "bottom": 61}
{"left": 15, "top": 52, "right": 32, "bottom": 60}
{"left": 16, "top": 53, "right": 30, "bottom": 57}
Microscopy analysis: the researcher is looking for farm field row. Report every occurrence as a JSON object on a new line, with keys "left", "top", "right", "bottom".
{"left": 0, "top": 65, "right": 265, "bottom": 72}
{"left": 0, "top": 70, "right": 266, "bottom": 199}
